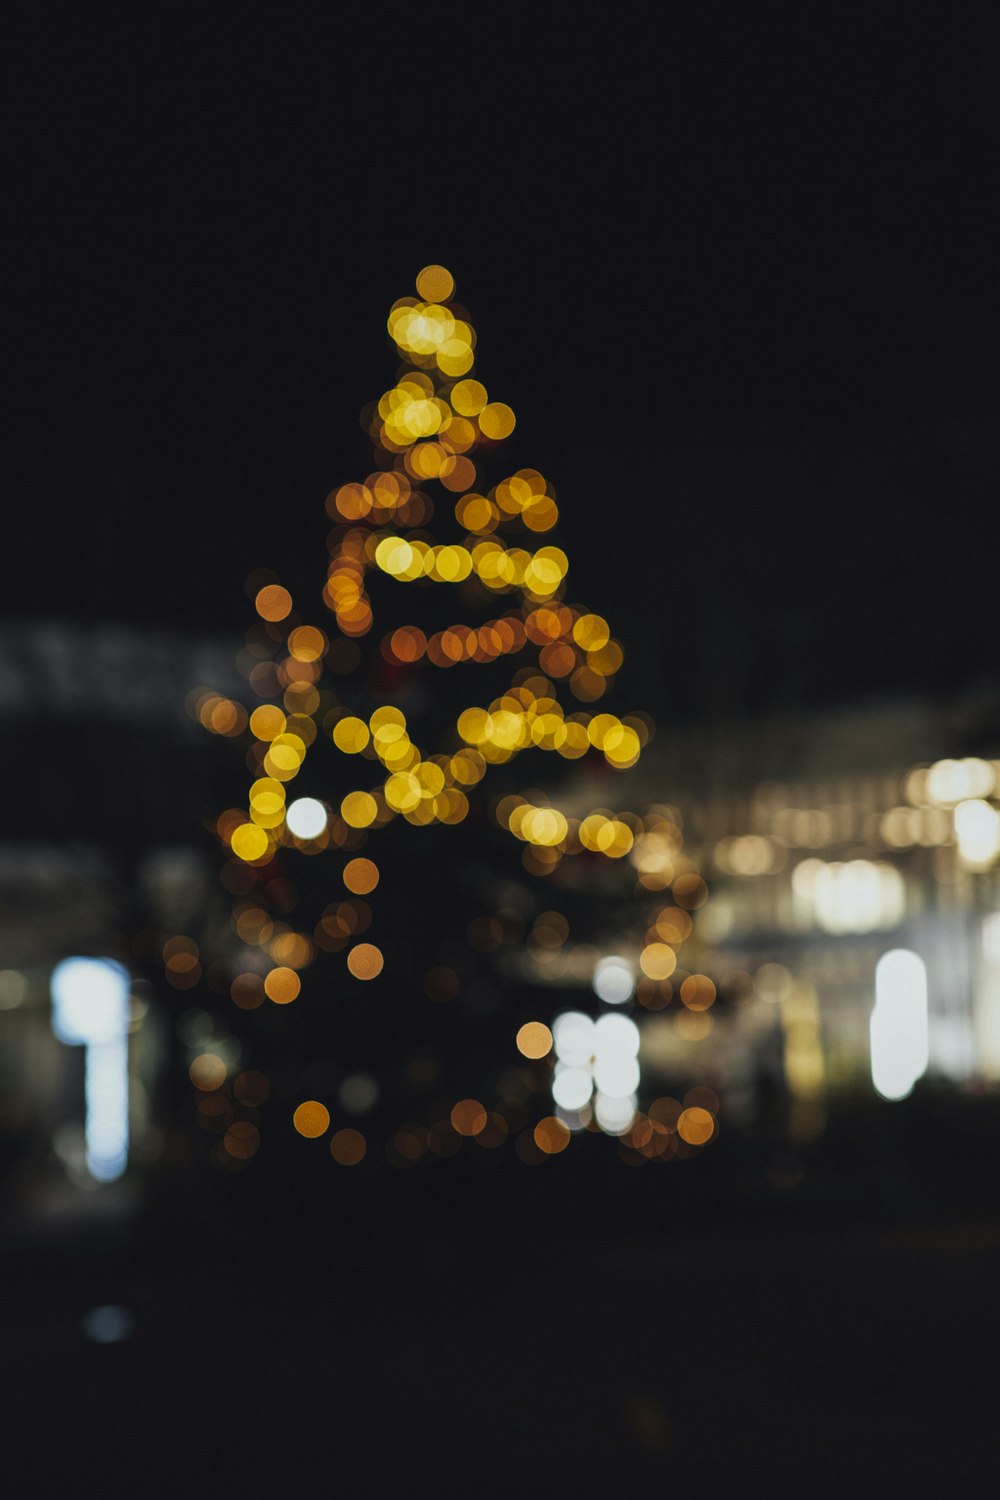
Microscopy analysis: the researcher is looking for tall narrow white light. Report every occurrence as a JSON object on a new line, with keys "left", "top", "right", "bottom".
{"left": 975, "top": 913, "right": 1000, "bottom": 1080}
{"left": 870, "top": 949, "right": 929, "bottom": 1101}
{"left": 51, "top": 958, "right": 130, "bottom": 1182}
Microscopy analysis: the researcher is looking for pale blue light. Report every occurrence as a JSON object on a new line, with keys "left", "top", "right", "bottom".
{"left": 51, "top": 958, "right": 130, "bottom": 1182}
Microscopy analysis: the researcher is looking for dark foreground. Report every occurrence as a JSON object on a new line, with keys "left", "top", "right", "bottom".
{"left": 4, "top": 1101, "right": 999, "bottom": 1492}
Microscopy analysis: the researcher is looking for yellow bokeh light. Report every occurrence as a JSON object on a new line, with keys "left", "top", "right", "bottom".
{"left": 287, "top": 625, "right": 326, "bottom": 663}
{"left": 415, "top": 264, "right": 455, "bottom": 302}
{"left": 640, "top": 943, "right": 677, "bottom": 981}
{"left": 333, "top": 716, "right": 371, "bottom": 754}
{"left": 573, "top": 614, "right": 610, "bottom": 650}
{"left": 250, "top": 705, "right": 286, "bottom": 742}
{"left": 341, "top": 791, "right": 378, "bottom": 828}
{"left": 232, "top": 823, "right": 269, "bottom": 862}
{"left": 479, "top": 402, "right": 515, "bottom": 440}
{"left": 451, "top": 379, "right": 488, "bottom": 416}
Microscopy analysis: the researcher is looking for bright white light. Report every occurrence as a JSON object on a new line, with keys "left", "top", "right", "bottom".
{"left": 594, "top": 1091, "right": 637, "bottom": 1135}
{"left": 552, "top": 1066, "right": 594, "bottom": 1110}
{"left": 803, "top": 859, "right": 906, "bottom": 934}
{"left": 552, "top": 1008, "right": 644, "bottom": 1133}
{"left": 285, "top": 797, "right": 328, "bottom": 839}
{"left": 926, "top": 757, "right": 995, "bottom": 806}
{"left": 593, "top": 1054, "right": 641, "bottom": 1097}
{"left": 954, "top": 799, "right": 1000, "bottom": 868}
{"left": 552, "top": 1011, "right": 595, "bottom": 1066}
{"left": 51, "top": 958, "right": 130, "bottom": 1182}
{"left": 593, "top": 1012, "right": 640, "bottom": 1058}
{"left": 555, "top": 1104, "right": 591, "bottom": 1132}
{"left": 593, "top": 956, "right": 634, "bottom": 1005}
{"left": 870, "top": 949, "right": 929, "bottom": 1101}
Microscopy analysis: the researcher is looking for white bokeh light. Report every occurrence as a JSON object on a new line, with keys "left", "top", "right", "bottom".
{"left": 594, "top": 1091, "right": 637, "bottom": 1135}
{"left": 550, "top": 1007, "right": 643, "bottom": 1135}
{"left": 593, "top": 956, "right": 634, "bottom": 1005}
{"left": 593, "top": 1012, "right": 640, "bottom": 1058}
{"left": 285, "top": 797, "right": 329, "bottom": 839}
{"left": 51, "top": 957, "right": 130, "bottom": 1182}
{"left": 870, "top": 949, "right": 929, "bottom": 1101}
{"left": 552, "top": 1065, "right": 594, "bottom": 1111}
{"left": 593, "top": 1053, "right": 641, "bottom": 1098}
{"left": 552, "top": 1011, "right": 595, "bottom": 1066}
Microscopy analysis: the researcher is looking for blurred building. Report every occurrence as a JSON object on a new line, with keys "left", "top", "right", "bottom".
{"left": 1, "top": 621, "right": 998, "bottom": 1190}
{"left": 628, "top": 691, "right": 1000, "bottom": 1118}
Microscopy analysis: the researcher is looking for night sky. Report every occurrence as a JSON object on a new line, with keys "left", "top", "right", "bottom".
{"left": 8, "top": 10, "right": 998, "bottom": 722}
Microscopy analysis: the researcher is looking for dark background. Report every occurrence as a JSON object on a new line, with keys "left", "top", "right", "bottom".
{"left": 8, "top": 8, "right": 998, "bottom": 721}
{"left": 4, "top": 8, "right": 1000, "bottom": 1488}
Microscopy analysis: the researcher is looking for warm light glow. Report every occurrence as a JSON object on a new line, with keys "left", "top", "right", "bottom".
{"left": 330, "top": 1128, "right": 367, "bottom": 1165}
{"left": 199, "top": 263, "right": 676, "bottom": 1168}
{"left": 346, "top": 943, "right": 383, "bottom": 980}
{"left": 293, "top": 1100, "right": 331, "bottom": 1138}
{"left": 516, "top": 1021, "right": 553, "bottom": 1059}
{"left": 343, "top": 857, "right": 379, "bottom": 894}
{"left": 264, "top": 967, "right": 301, "bottom": 1004}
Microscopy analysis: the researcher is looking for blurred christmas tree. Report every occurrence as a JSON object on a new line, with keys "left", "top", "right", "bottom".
{"left": 175, "top": 265, "right": 716, "bottom": 1171}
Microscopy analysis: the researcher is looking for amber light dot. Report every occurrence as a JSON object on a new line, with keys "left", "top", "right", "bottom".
{"left": 264, "top": 967, "right": 301, "bottom": 1004}
{"left": 677, "top": 1106, "right": 715, "bottom": 1145}
{"left": 224, "top": 1122, "right": 260, "bottom": 1159}
{"left": 347, "top": 942, "right": 383, "bottom": 980}
{"left": 189, "top": 1053, "right": 226, "bottom": 1091}
{"left": 255, "top": 584, "right": 292, "bottom": 621}
{"left": 343, "top": 857, "right": 379, "bottom": 895}
{"left": 680, "top": 974, "right": 717, "bottom": 1012}
{"left": 516, "top": 1021, "right": 553, "bottom": 1060}
{"left": 230, "top": 973, "right": 265, "bottom": 1011}
{"left": 330, "top": 1128, "right": 367, "bottom": 1165}
{"left": 640, "top": 943, "right": 678, "bottom": 981}
{"left": 673, "top": 873, "right": 709, "bottom": 909}
{"left": 250, "top": 705, "right": 286, "bottom": 742}
{"left": 287, "top": 625, "right": 327, "bottom": 663}
{"left": 533, "top": 1116, "right": 571, "bottom": 1155}
{"left": 451, "top": 1098, "right": 488, "bottom": 1136}
{"left": 293, "top": 1100, "right": 331, "bottom": 1138}
{"left": 233, "top": 1070, "right": 270, "bottom": 1106}
{"left": 415, "top": 264, "right": 455, "bottom": 302}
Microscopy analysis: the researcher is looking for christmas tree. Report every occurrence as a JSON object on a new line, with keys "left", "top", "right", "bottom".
{"left": 177, "top": 265, "right": 717, "bottom": 1171}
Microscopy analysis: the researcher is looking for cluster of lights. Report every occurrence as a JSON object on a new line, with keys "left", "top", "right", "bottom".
{"left": 184, "top": 264, "right": 690, "bottom": 1167}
